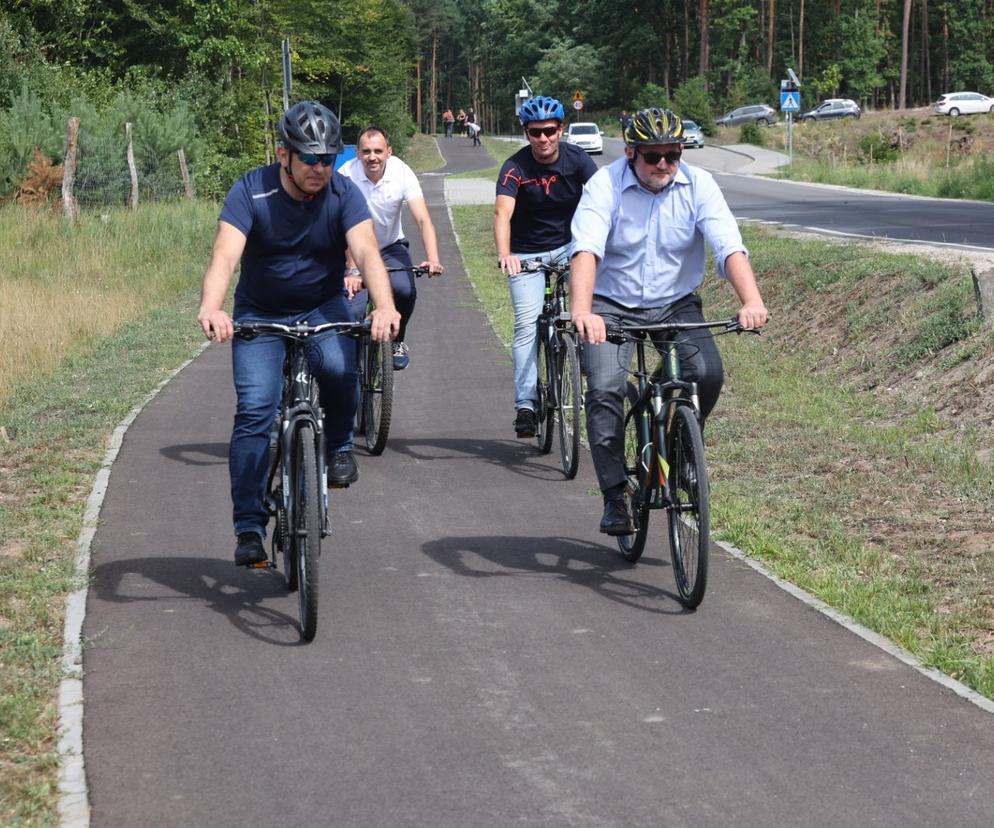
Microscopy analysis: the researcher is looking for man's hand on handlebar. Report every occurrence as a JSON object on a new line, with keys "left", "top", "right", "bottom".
{"left": 737, "top": 300, "right": 768, "bottom": 331}
{"left": 367, "top": 307, "right": 401, "bottom": 343}
{"left": 498, "top": 255, "right": 522, "bottom": 277}
{"left": 421, "top": 259, "right": 444, "bottom": 277}
{"left": 198, "top": 308, "right": 233, "bottom": 343}
{"left": 572, "top": 311, "right": 607, "bottom": 345}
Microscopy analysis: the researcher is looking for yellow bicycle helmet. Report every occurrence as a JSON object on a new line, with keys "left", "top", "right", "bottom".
{"left": 623, "top": 107, "right": 684, "bottom": 145}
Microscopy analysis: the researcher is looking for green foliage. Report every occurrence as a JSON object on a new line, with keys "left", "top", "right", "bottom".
{"left": 631, "top": 82, "right": 670, "bottom": 111}
{"left": 810, "top": 64, "right": 843, "bottom": 100}
{"left": 534, "top": 38, "right": 611, "bottom": 109}
{"left": 739, "top": 122, "right": 766, "bottom": 147}
{"left": 857, "top": 133, "right": 899, "bottom": 164}
{"left": 672, "top": 76, "right": 715, "bottom": 133}
{"left": 0, "top": 83, "right": 60, "bottom": 192}
{"left": 897, "top": 280, "right": 982, "bottom": 365}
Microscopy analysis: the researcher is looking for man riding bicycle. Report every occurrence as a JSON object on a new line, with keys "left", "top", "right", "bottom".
{"left": 569, "top": 107, "right": 767, "bottom": 536}
{"left": 197, "top": 101, "right": 400, "bottom": 567}
{"left": 494, "top": 95, "right": 597, "bottom": 438}
{"left": 339, "top": 126, "right": 444, "bottom": 370}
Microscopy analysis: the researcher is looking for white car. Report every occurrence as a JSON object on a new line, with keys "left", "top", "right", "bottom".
{"left": 933, "top": 92, "right": 994, "bottom": 116}
{"left": 564, "top": 122, "right": 603, "bottom": 154}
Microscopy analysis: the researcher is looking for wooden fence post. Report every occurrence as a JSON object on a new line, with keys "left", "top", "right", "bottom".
{"left": 177, "top": 148, "right": 194, "bottom": 200}
{"left": 125, "top": 122, "right": 138, "bottom": 209}
{"left": 62, "top": 117, "right": 80, "bottom": 224}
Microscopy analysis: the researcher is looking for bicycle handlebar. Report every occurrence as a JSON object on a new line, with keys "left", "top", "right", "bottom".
{"left": 233, "top": 320, "right": 371, "bottom": 341}
{"left": 606, "top": 318, "right": 760, "bottom": 344}
{"left": 385, "top": 265, "right": 431, "bottom": 278}
{"left": 516, "top": 259, "right": 570, "bottom": 276}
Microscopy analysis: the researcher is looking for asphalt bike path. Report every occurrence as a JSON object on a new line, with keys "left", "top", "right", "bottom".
{"left": 81, "top": 136, "right": 994, "bottom": 826}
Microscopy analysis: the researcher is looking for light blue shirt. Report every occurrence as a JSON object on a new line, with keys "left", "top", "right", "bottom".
{"left": 570, "top": 156, "right": 747, "bottom": 308}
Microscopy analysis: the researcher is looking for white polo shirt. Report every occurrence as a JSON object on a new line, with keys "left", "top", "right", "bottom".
{"left": 337, "top": 156, "right": 423, "bottom": 249}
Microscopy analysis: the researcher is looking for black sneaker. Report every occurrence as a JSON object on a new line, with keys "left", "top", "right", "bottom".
{"left": 234, "top": 532, "right": 267, "bottom": 566}
{"left": 327, "top": 450, "right": 359, "bottom": 487}
{"left": 514, "top": 408, "right": 537, "bottom": 438}
{"left": 599, "top": 495, "right": 634, "bottom": 536}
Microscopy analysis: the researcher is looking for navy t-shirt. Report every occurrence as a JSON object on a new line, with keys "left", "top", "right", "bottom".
{"left": 219, "top": 164, "right": 371, "bottom": 315}
{"left": 496, "top": 141, "right": 597, "bottom": 254}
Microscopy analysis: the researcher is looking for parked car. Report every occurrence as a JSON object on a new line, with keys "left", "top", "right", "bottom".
{"left": 681, "top": 120, "right": 705, "bottom": 148}
{"left": 797, "top": 98, "right": 861, "bottom": 121}
{"left": 714, "top": 104, "right": 777, "bottom": 127}
{"left": 933, "top": 91, "right": 994, "bottom": 116}
{"left": 563, "top": 122, "right": 603, "bottom": 154}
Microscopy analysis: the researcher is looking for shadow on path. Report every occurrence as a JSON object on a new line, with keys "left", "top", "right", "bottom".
{"left": 384, "top": 436, "right": 569, "bottom": 482}
{"left": 160, "top": 442, "right": 229, "bottom": 466}
{"left": 422, "top": 534, "right": 690, "bottom": 616}
{"left": 91, "top": 556, "right": 303, "bottom": 645}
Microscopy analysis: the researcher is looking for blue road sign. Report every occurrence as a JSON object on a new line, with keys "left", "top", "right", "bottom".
{"left": 780, "top": 92, "right": 800, "bottom": 112}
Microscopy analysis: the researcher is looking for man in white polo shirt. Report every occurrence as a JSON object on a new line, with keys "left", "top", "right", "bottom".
{"left": 339, "top": 126, "right": 444, "bottom": 369}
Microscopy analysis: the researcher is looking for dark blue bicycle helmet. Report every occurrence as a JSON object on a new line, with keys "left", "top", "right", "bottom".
{"left": 518, "top": 95, "right": 565, "bottom": 125}
{"left": 278, "top": 101, "right": 344, "bottom": 154}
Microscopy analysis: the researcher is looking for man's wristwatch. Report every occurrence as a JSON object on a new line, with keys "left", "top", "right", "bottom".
{"left": 345, "top": 268, "right": 360, "bottom": 277}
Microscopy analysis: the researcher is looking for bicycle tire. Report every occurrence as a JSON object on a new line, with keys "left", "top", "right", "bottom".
{"left": 556, "top": 332, "right": 582, "bottom": 479}
{"left": 275, "top": 484, "right": 295, "bottom": 591}
{"left": 363, "top": 340, "right": 394, "bottom": 455}
{"left": 666, "top": 405, "right": 710, "bottom": 608}
{"left": 617, "top": 382, "right": 650, "bottom": 562}
{"left": 354, "top": 337, "right": 367, "bottom": 437}
{"left": 292, "top": 423, "right": 321, "bottom": 640}
{"left": 535, "top": 330, "right": 554, "bottom": 454}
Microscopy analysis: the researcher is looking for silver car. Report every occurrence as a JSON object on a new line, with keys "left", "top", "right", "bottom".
{"left": 714, "top": 104, "right": 777, "bottom": 127}
{"left": 681, "top": 120, "right": 704, "bottom": 148}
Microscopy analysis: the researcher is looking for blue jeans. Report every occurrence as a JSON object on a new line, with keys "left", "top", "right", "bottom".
{"left": 230, "top": 295, "right": 357, "bottom": 537}
{"left": 508, "top": 242, "right": 572, "bottom": 411}
{"left": 348, "top": 240, "right": 417, "bottom": 341}
{"left": 580, "top": 294, "right": 724, "bottom": 493}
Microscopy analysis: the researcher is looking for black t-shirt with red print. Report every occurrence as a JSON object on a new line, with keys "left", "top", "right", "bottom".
{"left": 496, "top": 141, "right": 597, "bottom": 254}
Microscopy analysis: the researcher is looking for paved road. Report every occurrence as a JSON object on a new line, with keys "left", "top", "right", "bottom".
{"left": 82, "top": 137, "right": 994, "bottom": 826}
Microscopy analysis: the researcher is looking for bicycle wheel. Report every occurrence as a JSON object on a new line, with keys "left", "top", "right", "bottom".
{"left": 666, "top": 405, "right": 710, "bottom": 608}
{"left": 363, "top": 340, "right": 394, "bottom": 455}
{"left": 617, "top": 382, "right": 651, "bottom": 562}
{"left": 274, "top": 483, "right": 295, "bottom": 591}
{"left": 556, "top": 332, "right": 582, "bottom": 479}
{"left": 354, "top": 337, "right": 367, "bottom": 437}
{"left": 291, "top": 423, "right": 321, "bottom": 640}
{"left": 535, "top": 330, "right": 554, "bottom": 454}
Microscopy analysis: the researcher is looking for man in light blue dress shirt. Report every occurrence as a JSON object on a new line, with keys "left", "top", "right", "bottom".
{"left": 570, "top": 108, "right": 767, "bottom": 536}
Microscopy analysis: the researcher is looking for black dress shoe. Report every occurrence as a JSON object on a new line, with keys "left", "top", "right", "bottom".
{"left": 599, "top": 496, "right": 634, "bottom": 536}
{"left": 234, "top": 532, "right": 267, "bottom": 566}
{"left": 327, "top": 451, "right": 359, "bottom": 487}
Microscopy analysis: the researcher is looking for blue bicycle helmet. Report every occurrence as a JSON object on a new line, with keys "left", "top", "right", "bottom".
{"left": 518, "top": 95, "right": 565, "bottom": 125}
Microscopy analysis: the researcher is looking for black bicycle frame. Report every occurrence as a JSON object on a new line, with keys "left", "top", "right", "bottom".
{"left": 536, "top": 267, "right": 572, "bottom": 410}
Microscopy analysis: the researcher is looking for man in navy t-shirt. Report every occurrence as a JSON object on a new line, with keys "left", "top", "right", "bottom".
{"left": 494, "top": 96, "right": 597, "bottom": 438}
{"left": 197, "top": 101, "right": 400, "bottom": 567}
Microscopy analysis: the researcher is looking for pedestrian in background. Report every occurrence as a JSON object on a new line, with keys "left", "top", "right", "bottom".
{"left": 456, "top": 108, "right": 467, "bottom": 135}
{"left": 442, "top": 107, "right": 454, "bottom": 137}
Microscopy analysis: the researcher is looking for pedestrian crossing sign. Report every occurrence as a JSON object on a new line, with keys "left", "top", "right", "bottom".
{"left": 780, "top": 92, "right": 800, "bottom": 112}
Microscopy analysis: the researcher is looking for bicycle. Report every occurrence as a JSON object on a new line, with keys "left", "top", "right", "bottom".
{"left": 234, "top": 319, "right": 369, "bottom": 641}
{"left": 355, "top": 264, "right": 429, "bottom": 455}
{"left": 521, "top": 258, "right": 583, "bottom": 479}
{"left": 608, "top": 317, "right": 755, "bottom": 609}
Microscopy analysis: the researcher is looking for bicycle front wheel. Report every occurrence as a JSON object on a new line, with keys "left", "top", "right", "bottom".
{"left": 363, "top": 340, "right": 394, "bottom": 455}
{"left": 535, "top": 330, "right": 554, "bottom": 454}
{"left": 666, "top": 405, "right": 710, "bottom": 608}
{"left": 292, "top": 423, "right": 322, "bottom": 640}
{"left": 556, "top": 332, "right": 581, "bottom": 479}
{"left": 617, "top": 382, "right": 650, "bottom": 562}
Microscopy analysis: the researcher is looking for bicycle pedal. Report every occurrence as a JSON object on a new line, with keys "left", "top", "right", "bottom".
{"left": 327, "top": 480, "right": 351, "bottom": 489}
{"left": 247, "top": 560, "right": 275, "bottom": 570}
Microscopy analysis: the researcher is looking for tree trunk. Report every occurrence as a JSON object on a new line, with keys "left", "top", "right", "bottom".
{"left": 922, "top": 0, "right": 931, "bottom": 103}
{"left": 698, "top": 0, "right": 710, "bottom": 76}
{"left": 125, "top": 122, "right": 138, "bottom": 210}
{"left": 430, "top": 32, "right": 438, "bottom": 136}
{"left": 415, "top": 56, "right": 423, "bottom": 133}
{"left": 767, "top": 0, "right": 776, "bottom": 77}
{"left": 799, "top": 0, "right": 805, "bottom": 78}
{"left": 62, "top": 117, "right": 80, "bottom": 224}
{"left": 898, "top": 0, "right": 912, "bottom": 109}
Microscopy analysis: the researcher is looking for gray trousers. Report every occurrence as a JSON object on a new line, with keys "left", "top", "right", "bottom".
{"left": 580, "top": 294, "right": 724, "bottom": 493}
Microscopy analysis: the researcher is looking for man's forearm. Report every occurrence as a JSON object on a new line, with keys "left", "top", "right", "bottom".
{"left": 569, "top": 251, "right": 598, "bottom": 314}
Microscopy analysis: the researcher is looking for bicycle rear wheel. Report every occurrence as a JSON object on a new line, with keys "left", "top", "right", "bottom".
{"left": 556, "top": 332, "right": 581, "bottom": 479}
{"left": 617, "top": 382, "right": 651, "bottom": 562}
{"left": 666, "top": 405, "right": 710, "bottom": 608}
{"left": 535, "top": 330, "right": 554, "bottom": 454}
{"left": 292, "top": 423, "right": 321, "bottom": 640}
{"left": 363, "top": 340, "right": 394, "bottom": 455}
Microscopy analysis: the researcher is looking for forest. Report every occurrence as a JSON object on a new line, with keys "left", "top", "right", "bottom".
{"left": 1, "top": 0, "right": 992, "bottom": 199}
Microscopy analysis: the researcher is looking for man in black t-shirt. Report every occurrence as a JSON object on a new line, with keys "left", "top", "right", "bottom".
{"left": 494, "top": 96, "right": 597, "bottom": 437}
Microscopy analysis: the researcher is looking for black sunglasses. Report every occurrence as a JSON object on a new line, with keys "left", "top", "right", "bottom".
{"left": 526, "top": 126, "right": 560, "bottom": 138}
{"left": 296, "top": 151, "right": 336, "bottom": 167}
{"left": 637, "top": 148, "right": 683, "bottom": 166}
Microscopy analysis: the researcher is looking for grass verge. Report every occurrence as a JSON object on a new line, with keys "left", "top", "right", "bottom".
{"left": 399, "top": 132, "right": 445, "bottom": 173}
{"left": 449, "top": 204, "right": 994, "bottom": 700}
{"left": 0, "top": 204, "right": 214, "bottom": 825}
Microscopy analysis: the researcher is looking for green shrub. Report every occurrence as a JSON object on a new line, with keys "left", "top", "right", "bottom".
{"left": 739, "top": 122, "right": 766, "bottom": 146}
{"left": 857, "top": 133, "right": 899, "bottom": 163}
{"left": 632, "top": 82, "right": 670, "bottom": 111}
